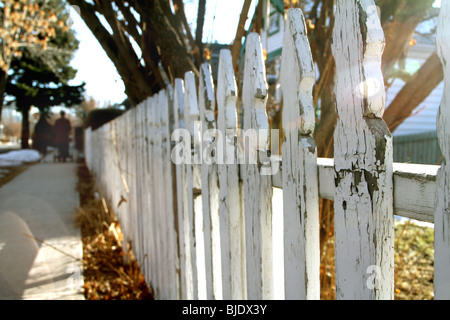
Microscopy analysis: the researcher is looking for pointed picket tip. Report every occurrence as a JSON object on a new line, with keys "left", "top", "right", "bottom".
{"left": 154, "top": 91, "right": 162, "bottom": 125}
{"left": 159, "top": 89, "right": 168, "bottom": 124}
{"left": 243, "top": 32, "right": 269, "bottom": 151}
{"left": 436, "top": 0, "right": 450, "bottom": 161}
{"left": 243, "top": 32, "right": 268, "bottom": 106}
{"left": 332, "top": 0, "right": 386, "bottom": 119}
{"left": 184, "top": 71, "right": 200, "bottom": 137}
{"left": 148, "top": 95, "right": 155, "bottom": 127}
{"left": 217, "top": 49, "right": 238, "bottom": 131}
{"left": 184, "top": 71, "right": 198, "bottom": 115}
{"left": 173, "top": 78, "right": 185, "bottom": 129}
{"left": 437, "top": 0, "right": 450, "bottom": 60}
{"left": 280, "top": 8, "right": 316, "bottom": 135}
{"left": 199, "top": 63, "right": 216, "bottom": 129}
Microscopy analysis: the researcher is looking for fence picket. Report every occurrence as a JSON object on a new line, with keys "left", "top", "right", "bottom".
{"left": 155, "top": 92, "right": 167, "bottom": 298}
{"left": 183, "top": 71, "right": 200, "bottom": 299}
{"left": 149, "top": 96, "right": 162, "bottom": 296}
{"left": 173, "top": 78, "right": 188, "bottom": 299}
{"left": 198, "top": 62, "right": 222, "bottom": 299}
{"left": 434, "top": 0, "right": 450, "bottom": 300}
{"left": 142, "top": 98, "right": 152, "bottom": 287}
{"left": 217, "top": 49, "right": 245, "bottom": 300}
{"left": 242, "top": 32, "right": 273, "bottom": 300}
{"left": 161, "top": 88, "right": 180, "bottom": 299}
{"left": 280, "top": 8, "right": 320, "bottom": 300}
{"left": 136, "top": 103, "right": 144, "bottom": 270}
{"left": 332, "top": 0, "right": 394, "bottom": 299}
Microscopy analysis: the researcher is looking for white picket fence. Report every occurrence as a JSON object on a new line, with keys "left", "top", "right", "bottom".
{"left": 84, "top": 1, "right": 450, "bottom": 300}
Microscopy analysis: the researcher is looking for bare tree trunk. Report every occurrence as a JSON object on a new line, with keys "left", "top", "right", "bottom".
{"left": 0, "top": 69, "right": 7, "bottom": 123}
{"left": 231, "top": 0, "right": 253, "bottom": 73}
{"left": 136, "top": 0, "right": 198, "bottom": 82}
{"left": 379, "top": 0, "right": 436, "bottom": 80}
{"left": 384, "top": 52, "right": 444, "bottom": 133}
{"left": 196, "top": 0, "right": 206, "bottom": 63}
{"left": 21, "top": 107, "right": 30, "bottom": 149}
{"left": 314, "top": 82, "right": 337, "bottom": 158}
{"left": 67, "top": 0, "right": 154, "bottom": 105}
{"left": 173, "top": 0, "right": 201, "bottom": 66}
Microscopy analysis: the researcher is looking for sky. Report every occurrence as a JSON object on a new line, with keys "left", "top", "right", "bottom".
{"left": 68, "top": 10, "right": 127, "bottom": 107}
{"left": 68, "top": 0, "right": 253, "bottom": 107}
{"left": 68, "top": 0, "right": 442, "bottom": 107}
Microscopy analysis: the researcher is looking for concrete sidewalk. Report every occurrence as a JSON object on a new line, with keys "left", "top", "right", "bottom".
{"left": 0, "top": 154, "right": 84, "bottom": 300}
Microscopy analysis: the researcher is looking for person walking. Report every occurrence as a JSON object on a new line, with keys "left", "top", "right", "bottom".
{"left": 32, "top": 113, "right": 54, "bottom": 162}
{"left": 54, "top": 110, "right": 72, "bottom": 162}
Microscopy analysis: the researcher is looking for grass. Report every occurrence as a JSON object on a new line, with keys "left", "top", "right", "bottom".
{"left": 319, "top": 217, "right": 435, "bottom": 300}
{"left": 394, "top": 220, "right": 434, "bottom": 300}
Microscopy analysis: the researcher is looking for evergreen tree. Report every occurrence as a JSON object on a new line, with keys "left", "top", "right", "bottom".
{"left": 5, "top": 0, "right": 85, "bottom": 148}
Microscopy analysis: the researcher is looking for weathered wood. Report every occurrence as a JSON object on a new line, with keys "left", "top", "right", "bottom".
{"left": 280, "top": 8, "right": 320, "bottom": 300}
{"left": 183, "top": 71, "right": 200, "bottom": 299}
{"left": 332, "top": 0, "right": 394, "bottom": 299}
{"left": 157, "top": 90, "right": 175, "bottom": 299}
{"left": 434, "top": 0, "right": 450, "bottom": 300}
{"left": 172, "top": 78, "right": 188, "bottom": 299}
{"left": 157, "top": 93, "right": 168, "bottom": 298}
{"left": 198, "top": 62, "right": 222, "bottom": 299}
{"left": 142, "top": 98, "right": 152, "bottom": 287}
{"left": 217, "top": 49, "right": 245, "bottom": 300}
{"left": 271, "top": 158, "right": 437, "bottom": 223}
{"left": 163, "top": 87, "right": 180, "bottom": 299}
{"left": 128, "top": 109, "right": 137, "bottom": 261}
{"left": 242, "top": 32, "right": 273, "bottom": 300}
{"left": 151, "top": 95, "right": 164, "bottom": 297}
{"left": 137, "top": 104, "right": 145, "bottom": 269}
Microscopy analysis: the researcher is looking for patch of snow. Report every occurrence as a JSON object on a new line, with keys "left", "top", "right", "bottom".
{"left": 0, "top": 150, "right": 41, "bottom": 167}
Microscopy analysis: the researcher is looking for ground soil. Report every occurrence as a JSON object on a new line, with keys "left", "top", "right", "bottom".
{"left": 394, "top": 220, "right": 434, "bottom": 299}
{"left": 75, "top": 163, "right": 154, "bottom": 300}
{"left": 0, "top": 166, "right": 27, "bottom": 188}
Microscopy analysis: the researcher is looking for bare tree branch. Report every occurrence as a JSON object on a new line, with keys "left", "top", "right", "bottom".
{"left": 384, "top": 51, "right": 444, "bottom": 133}
{"left": 231, "top": 0, "right": 252, "bottom": 73}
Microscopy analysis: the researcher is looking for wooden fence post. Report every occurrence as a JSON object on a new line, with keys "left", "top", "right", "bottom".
{"left": 280, "top": 8, "right": 320, "bottom": 300}
{"left": 434, "top": 0, "right": 450, "bottom": 300}
{"left": 217, "top": 49, "right": 245, "bottom": 300}
{"left": 242, "top": 32, "right": 274, "bottom": 300}
{"left": 331, "top": 0, "right": 394, "bottom": 299}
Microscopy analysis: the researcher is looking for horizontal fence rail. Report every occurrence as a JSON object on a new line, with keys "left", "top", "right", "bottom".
{"left": 84, "top": 0, "right": 450, "bottom": 300}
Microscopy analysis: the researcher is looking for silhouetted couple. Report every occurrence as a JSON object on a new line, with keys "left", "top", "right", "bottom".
{"left": 34, "top": 110, "right": 71, "bottom": 162}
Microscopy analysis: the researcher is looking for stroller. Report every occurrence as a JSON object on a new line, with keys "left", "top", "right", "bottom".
{"left": 53, "top": 138, "right": 73, "bottom": 162}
